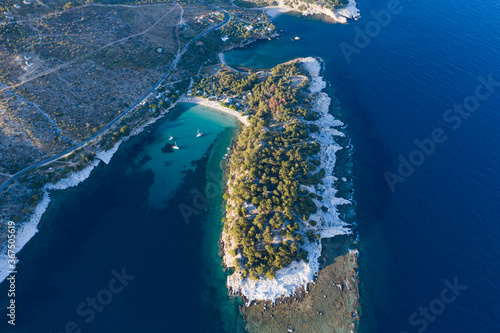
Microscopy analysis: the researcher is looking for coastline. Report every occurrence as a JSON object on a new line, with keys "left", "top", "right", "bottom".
{"left": 242, "top": 234, "right": 360, "bottom": 332}
{"left": 264, "top": 0, "right": 360, "bottom": 23}
{"left": 224, "top": 57, "right": 354, "bottom": 304}
{"left": 0, "top": 159, "right": 99, "bottom": 283}
{"left": 0, "top": 102, "right": 179, "bottom": 284}
{"left": 179, "top": 96, "right": 250, "bottom": 126}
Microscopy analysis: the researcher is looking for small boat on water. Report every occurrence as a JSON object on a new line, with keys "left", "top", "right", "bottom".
{"left": 294, "top": 36, "right": 300, "bottom": 40}
{"left": 169, "top": 133, "right": 174, "bottom": 140}
{"left": 172, "top": 142, "right": 180, "bottom": 150}
{"left": 196, "top": 129, "right": 203, "bottom": 137}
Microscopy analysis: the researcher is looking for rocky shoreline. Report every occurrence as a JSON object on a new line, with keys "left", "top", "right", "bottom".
{"left": 215, "top": 56, "right": 360, "bottom": 331}
{"left": 0, "top": 101, "right": 179, "bottom": 284}
{"left": 264, "top": 0, "right": 360, "bottom": 23}
{"left": 242, "top": 234, "right": 359, "bottom": 333}
{"left": 221, "top": 57, "right": 357, "bottom": 314}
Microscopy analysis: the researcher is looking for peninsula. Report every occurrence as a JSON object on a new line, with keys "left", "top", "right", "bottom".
{"left": 0, "top": 0, "right": 360, "bottom": 331}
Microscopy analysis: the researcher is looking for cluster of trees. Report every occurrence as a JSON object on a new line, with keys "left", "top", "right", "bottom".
{"left": 322, "top": 0, "right": 349, "bottom": 10}
{"left": 214, "top": 70, "right": 259, "bottom": 96}
{"left": 292, "top": 0, "right": 348, "bottom": 10}
{"left": 223, "top": 62, "right": 324, "bottom": 280}
{"left": 178, "top": 30, "right": 224, "bottom": 75}
{"left": 221, "top": 21, "right": 253, "bottom": 44}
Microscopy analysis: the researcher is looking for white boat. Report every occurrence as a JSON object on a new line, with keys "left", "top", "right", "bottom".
{"left": 196, "top": 129, "right": 203, "bottom": 137}
{"left": 294, "top": 36, "right": 300, "bottom": 40}
{"left": 172, "top": 142, "right": 180, "bottom": 149}
{"left": 169, "top": 134, "right": 174, "bottom": 140}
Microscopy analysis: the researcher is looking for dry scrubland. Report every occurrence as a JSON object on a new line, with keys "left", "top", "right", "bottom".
{"left": 0, "top": 0, "right": 222, "bottom": 223}
{"left": 0, "top": 0, "right": 192, "bottom": 175}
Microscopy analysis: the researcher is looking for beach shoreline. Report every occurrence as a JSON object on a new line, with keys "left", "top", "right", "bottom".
{"left": 179, "top": 96, "right": 250, "bottom": 126}
{"left": 264, "top": 0, "right": 360, "bottom": 23}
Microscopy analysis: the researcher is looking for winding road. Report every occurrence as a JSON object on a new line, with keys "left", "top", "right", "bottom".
{"left": 0, "top": 1, "right": 231, "bottom": 195}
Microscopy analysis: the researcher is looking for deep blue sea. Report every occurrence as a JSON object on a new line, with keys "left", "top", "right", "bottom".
{"left": 227, "top": 0, "right": 500, "bottom": 331}
{"left": 2, "top": 0, "right": 500, "bottom": 332}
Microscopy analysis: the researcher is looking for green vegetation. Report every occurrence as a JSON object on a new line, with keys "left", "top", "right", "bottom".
{"left": 178, "top": 31, "right": 224, "bottom": 75}
{"left": 221, "top": 21, "right": 253, "bottom": 44}
{"left": 220, "top": 15, "right": 274, "bottom": 44}
{"left": 233, "top": 0, "right": 268, "bottom": 8}
{"left": 222, "top": 62, "right": 326, "bottom": 280}
{"left": 287, "top": 0, "right": 348, "bottom": 10}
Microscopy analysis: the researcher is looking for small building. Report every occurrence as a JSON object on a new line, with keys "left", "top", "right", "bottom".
{"left": 221, "top": 36, "right": 229, "bottom": 42}
{"left": 14, "top": 4, "right": 21, "bottom": 9}
{"left": 208, "top": 19, "right": 214, "bottom": 23}
{"left": 196, "top": 41, "right": 204, "bottom": 46}
{"left": 23, "top": 0, "right": 31, "bottom": 4}
{"left": 245, "top": 25, "right": 254, "bottom": 31}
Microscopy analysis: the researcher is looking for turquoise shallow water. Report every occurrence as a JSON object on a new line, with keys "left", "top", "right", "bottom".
{"left": 0, "top": 103, "right": 245, "bottom": 332}
{"left": 225, "top": 1, "right": 500, "bottom": 332}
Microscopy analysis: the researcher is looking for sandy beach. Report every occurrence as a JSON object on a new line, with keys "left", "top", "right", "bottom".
{"left": 264, "top": 0, "right": 360, "bottom": 23}
{"left": 263, "top": 6, "right": 293, "bottom": 19}
{"left": 178, "top": 96, "right": 250, "bottom": 126}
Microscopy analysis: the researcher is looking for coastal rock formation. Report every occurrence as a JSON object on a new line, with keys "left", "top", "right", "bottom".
{"left": 268, "top": 0, "right": 360, "bottom": 23}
